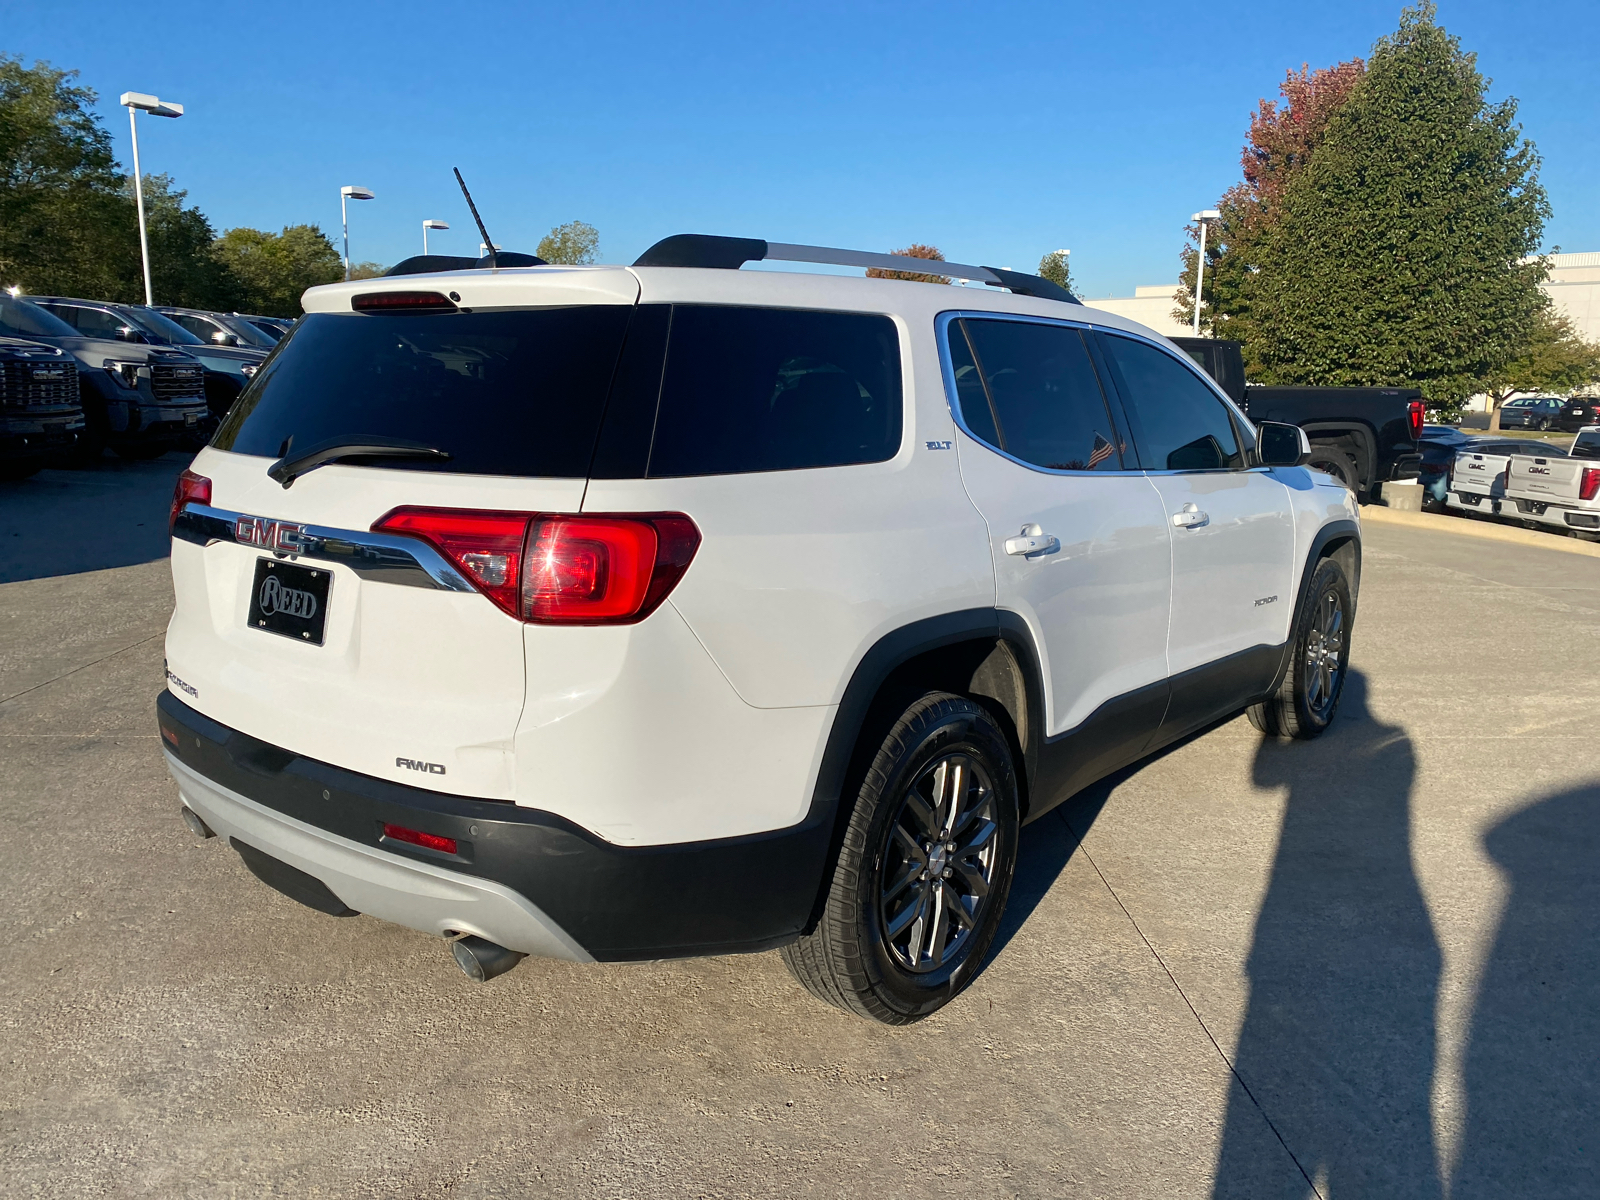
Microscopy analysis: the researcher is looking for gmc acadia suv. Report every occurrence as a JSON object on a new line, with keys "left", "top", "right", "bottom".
{"left": 159, "top": 236, "right": 1359, "bottom": 1023}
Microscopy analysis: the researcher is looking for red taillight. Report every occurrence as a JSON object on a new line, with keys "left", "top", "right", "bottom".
{"left": 1408, "top": 401, "right": 1424, "bottom": 439}
{"left": 373, "top": 507, "right": 531, "bottom": 617}
{"left": 1581, "top": 468, "right": 1600, "bottom": 502}
{"left": 382, "top": 823, "right": 458, "bottom": 854}
{"left": 371, "top": 508, "right": 700, "bottom": 625}
{"left": 169, "top": 469, "right": 211, "bottom": 532}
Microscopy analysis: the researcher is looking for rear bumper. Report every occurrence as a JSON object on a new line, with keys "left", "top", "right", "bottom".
{"left": 156, "top": 690, "right": 827, "bottom": 961}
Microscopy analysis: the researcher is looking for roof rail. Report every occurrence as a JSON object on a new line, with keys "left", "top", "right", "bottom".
{"left": 632, "top": 234, "right": 1080, "bottom": 304}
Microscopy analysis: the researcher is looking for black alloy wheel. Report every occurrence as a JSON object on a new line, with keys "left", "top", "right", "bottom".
{"left": 781, "top": 692, "right": 1019, "bottom": 1024}
{"left": 1248, "top": 556, "right": 1354, "bottom": 740}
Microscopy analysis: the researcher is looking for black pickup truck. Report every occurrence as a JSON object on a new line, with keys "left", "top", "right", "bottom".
{"left": 1173, "top": 338, "right": 1423, "bottom": 500}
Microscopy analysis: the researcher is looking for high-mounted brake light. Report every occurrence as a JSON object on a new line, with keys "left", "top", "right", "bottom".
{"left": 1408, "top": 400, "right": 1424, "bottom": 440}
{"left": 1580, "top": 468, "right": 1600, "bottom": 502}
{"left": 169, "top": 469, "right": 211, "bottom": 532}
{"left": 351, "top": 291, "right": 458, "bottom": 313}
{"left": 371, "top": 508, "right": 700, "bottom": 625}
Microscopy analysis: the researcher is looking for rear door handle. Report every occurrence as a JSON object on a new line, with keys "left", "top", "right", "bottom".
{"left": 1172, "top": 503, "right": 1209, "bottom": 529}
{"left": 1005, "top": 524, "right": 1060, "bottom": 557}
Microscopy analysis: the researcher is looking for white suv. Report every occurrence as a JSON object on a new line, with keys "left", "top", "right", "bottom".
{"left": 160, "top": 235, "right": 1360, "bottom": 1023}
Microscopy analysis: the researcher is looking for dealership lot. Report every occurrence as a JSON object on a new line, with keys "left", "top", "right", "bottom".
{"left": 2, "top": 456, "right": 1597, "bottom": 1198}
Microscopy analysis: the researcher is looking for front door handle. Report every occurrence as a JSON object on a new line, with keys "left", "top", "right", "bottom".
{"left": 1005, "top": 523, "right": 1060, "bottom": 557}
{"left": 1172, "top": 503, "right": 1209, "bottom": 529}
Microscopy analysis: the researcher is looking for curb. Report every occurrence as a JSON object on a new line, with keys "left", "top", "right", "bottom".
{"left": 1360, "top": 504, "right": 1600, "bottom": 560}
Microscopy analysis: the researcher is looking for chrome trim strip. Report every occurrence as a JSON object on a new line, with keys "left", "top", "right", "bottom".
{"left": 171, "top": 503, "right": 475, "bottom": 592}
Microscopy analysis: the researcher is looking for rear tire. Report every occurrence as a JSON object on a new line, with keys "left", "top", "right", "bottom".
{"left": 782, "top": 692, "right": 1019, "bottom": 1024}
{"left": 1307, "top": 446, "right": 1358, "bottom": 493}
{"left": 1248, "top": 557, "right": 1353, "bottom": 740}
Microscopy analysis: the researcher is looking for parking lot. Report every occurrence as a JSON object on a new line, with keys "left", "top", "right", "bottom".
{"left": 2, "top": 455, "right": 1597, "bottom": 1198}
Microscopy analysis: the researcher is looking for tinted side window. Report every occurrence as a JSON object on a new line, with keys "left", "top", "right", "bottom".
{"left": 68, "top": 307, "right": 128, "bottom": 338}
{"left": 956, "top": 318, "right": 1123, "bottom": 471}
{"left": 945, "top": 321, "right": 999, "bottom": 446}
{"left": 647, "top": 306, "right": 901, "bottom": 477}
{"left": 1572, "top": 431, "right": 1600, "bottom": 460}
{"left": 1100, "top": 334, "right": 1244, "bottom": 472}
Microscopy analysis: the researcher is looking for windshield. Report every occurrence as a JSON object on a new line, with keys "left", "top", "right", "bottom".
{"left": 0, "top": 296, "right": 78, "bottom": 339}
{"left": 119, "top": 307, "right": 205, "bottom": 345}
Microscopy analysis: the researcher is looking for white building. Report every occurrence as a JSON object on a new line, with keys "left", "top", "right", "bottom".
{"left": 1543, "top": 251, "right": 1600, "bottom": 343}
{"left": 1080, "top": 285, "right": 1189, "bottom": 338}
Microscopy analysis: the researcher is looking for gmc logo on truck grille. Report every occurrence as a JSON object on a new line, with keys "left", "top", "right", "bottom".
{"left": 235, "top": 515, "right": 308, "bottom": 553}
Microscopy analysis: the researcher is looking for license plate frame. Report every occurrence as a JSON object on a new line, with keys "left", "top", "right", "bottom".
{"left": 247, "top": 558, "right": 331, "bottom": 645}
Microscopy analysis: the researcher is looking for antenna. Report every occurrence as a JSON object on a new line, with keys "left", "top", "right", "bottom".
{"left": 452, "top": 167, "right": 497, "bottom": 271}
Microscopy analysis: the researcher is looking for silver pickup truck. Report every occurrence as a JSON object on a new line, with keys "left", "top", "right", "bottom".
{"left": 1503, "top": 426, "right": 1600, "bottom": 538}
{"left": 1449, "top": 439, "right": 1566, "bottom": 515}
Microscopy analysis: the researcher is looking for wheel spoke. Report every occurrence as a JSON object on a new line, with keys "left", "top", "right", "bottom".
{"left": 884, "top": 860, "right": 922, "bottom": 904}
{"left": 938, "top": 760, "right": 964, "bottom": 836}
{"left": 955, "top": 859, "right": 990, "bottom": 900}
{"left": 943, "top": 882, "right": 977, "bottom": 929}
{"left": 902, "top": 792, "right": 939, "bottom": 838}
{"left": 926, "top": 886, "right": 951, "bottom": 966}
{"left": 891, "top": 824, "right": 925, "bottom": 863}
{"left": 954, "top": 816, "right": 996, "bottom": 858}
{"left": 894, "top": 885, "right": 931, "bottom": 949}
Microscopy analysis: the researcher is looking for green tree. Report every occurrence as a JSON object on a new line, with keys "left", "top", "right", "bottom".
{"left": 1246, "top": 3, "right": 1549, "bottom": 409}
{"left": 1482, "top": 307, "right": 1600, "bottom": 430}
{"left": 347, "top": 261, "right": 387, "bottom": 280}
{"left": 0, "top": 55, "right": 131, "bottom": 298}
{"left": 1037, "top": 250, "right": 1075, "bottom": 294}
{"left": 865, "top": 243, "right": 949, "bottom": 284}
{"left": 212, "top": 224, "right": 343, "bottom": 316}
{"left": 1174, "top": 59, "right": 1366, "bottom": 342}
{"left": 136, "top": 174, "right": 241, "bottom": 309}
{"left": 536, "top": 220, "right": 599, "bottom": 265}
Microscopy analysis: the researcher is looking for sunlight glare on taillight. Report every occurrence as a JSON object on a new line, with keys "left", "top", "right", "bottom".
{"left": 522, "top": 514, "right": 701, "bottom": 625}
{"left": 1580, "top": 468, "right": 1600, "bottom": 502}
{"left": 372, "top": 507, "right": 532, "bottom": 617}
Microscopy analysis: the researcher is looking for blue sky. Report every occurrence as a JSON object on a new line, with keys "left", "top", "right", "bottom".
{"left": 6, "top": 0, "right": 1595, "bottom": 297}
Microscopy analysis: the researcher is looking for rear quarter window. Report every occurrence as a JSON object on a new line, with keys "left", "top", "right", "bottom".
{"left": 644, "top": 306, "right": 901, "bottom": 477}
{"left": 1573, "top": 431, "right": 1600, "bottom": 460}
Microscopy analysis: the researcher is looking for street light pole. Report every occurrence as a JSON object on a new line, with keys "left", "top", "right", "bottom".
{"left": 1191, "top": 210, "right": 1221, "bottom": 336}
{"left": 120, "top": 92, "right": 184, "bottom": 306}
{"left": 423, "top": 219, "right": 449, "bottom": 255}
{"left": 340, "top": 186, "right": 375, "bottom": 280}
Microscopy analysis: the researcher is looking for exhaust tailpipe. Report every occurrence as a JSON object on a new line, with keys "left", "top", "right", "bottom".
{"left": 181, "top": 807, "right": 216, "bottom": 840}
{"left": 451, "top": 935, "right": 526, "bottom": 983}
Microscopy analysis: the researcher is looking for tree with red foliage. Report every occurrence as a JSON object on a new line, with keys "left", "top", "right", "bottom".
{"left": 1174, "top": 59, "right": 1364, "bottom": 341}
{"left": 866, "top": 243, "right": 950, "bottom": 285}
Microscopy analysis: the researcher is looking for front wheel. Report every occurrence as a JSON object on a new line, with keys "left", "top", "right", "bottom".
{"left": 781, "top": 693, "right": 1019, "bottom": 1024}
{"left": 1248, "top": 557, "right": 1353, "bottom": 740}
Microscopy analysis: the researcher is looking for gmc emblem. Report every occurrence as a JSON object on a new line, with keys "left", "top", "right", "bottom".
{"left": 235, "top": 515, "right": 308, "bottom": 553}
{"left": 1528, "top": 466, "right": 1551, "bottom": 475}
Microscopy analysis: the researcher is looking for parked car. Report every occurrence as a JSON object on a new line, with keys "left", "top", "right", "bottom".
{"left": 1556, "top": 396, "right": 1600, "bottom": 432}
{"left": 236, "top": 314, "right": 294, "bottom": 343}
{"left": 156, "top": 306, "right": 279, "bottom": 351}
{"left": 1448, "top": 439, "right": 1568, "bottom": 516}
{"left": 1172, "top": 337, "right": 1422, "bottom": 500}
{"left": 0, "top": 334, "right": 86, "bottom": 479}
{"left": 31, "top": 297, "right": 266, "bottom": 428}
{"left": 159, "top": 234, "right": 1359, "bottom": 1023}
{"left": 1503, "top": 428, "right": 1600, "bottom": 538}
{"left": 0, "top": 296, "right": 206, "bottom": 459}
{"left": 1497, "top": 395, "right": 1565, "bottom": 430}
{"left": 1419, "top": 434, "right": 1528, "bottom": 508}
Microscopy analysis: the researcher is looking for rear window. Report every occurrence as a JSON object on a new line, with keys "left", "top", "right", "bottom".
{"left": 644, "top": 305, "right": 901, "bottom": 477}
{"left": 214, "top": 307, "right": 633, "bottom": 477}
{"left": 1573, "top": 430, "right": 1600, "bottom": 460}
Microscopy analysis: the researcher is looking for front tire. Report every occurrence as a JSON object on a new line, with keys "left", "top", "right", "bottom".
{"left": 782, "top": 693, "right": 1019, "bottom": 1024}
{"left": 1248, "top": 557, "right": 1353, "bottom": 740}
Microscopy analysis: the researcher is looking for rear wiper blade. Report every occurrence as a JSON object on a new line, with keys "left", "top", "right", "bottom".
{"left": 268, "top": 436, "right": 451, "bottom": 488}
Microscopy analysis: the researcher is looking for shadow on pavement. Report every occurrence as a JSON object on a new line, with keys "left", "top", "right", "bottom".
{"left": 0, "top": 452, "right": 191, "bottom": 583}
{"left": 1451, "top": 783, "right": 1600, "bottom": 1198}
{"left": 1211, "top": 671, "right": 1443, "bottom": 1198}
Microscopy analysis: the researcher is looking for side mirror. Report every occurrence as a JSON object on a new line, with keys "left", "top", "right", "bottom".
{"left": 1257, "top": 421, "right": 1311, "bottom": 467}
{"left": 211, "top": 331, "right": 239, "bottom": 346}
{"left": 115, "top": 325, "right": 145, "bottom": 343}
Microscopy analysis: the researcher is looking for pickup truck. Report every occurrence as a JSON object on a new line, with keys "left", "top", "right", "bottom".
{"left": 1173, "top": 337, "right": 1423, "bottom": 500}
{"left": 1443, "top": 438, "right": 1566, "bottom": 515}
{"left": 1503, "top": 426, "right": 1600, "bottom": 538}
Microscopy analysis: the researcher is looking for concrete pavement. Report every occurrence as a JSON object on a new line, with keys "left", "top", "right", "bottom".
{"left": 2, "top": 457, "right": 1596, "bottom": 1197}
